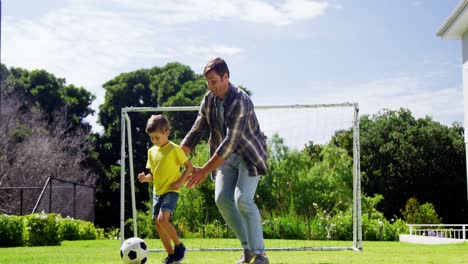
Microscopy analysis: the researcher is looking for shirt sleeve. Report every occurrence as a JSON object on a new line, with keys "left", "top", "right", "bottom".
{"left": 175, "top": 146, "right": 189, "bottom": 165}
{"left": 181, "top": 96, "right": 209, "bottom": 151}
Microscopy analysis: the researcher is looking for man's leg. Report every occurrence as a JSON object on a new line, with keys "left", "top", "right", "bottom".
{"left": 215, "top": 155, "right": 249, "bottom": 250}
{"left": 235, "top": 157, "right": 265, "bottom": 255}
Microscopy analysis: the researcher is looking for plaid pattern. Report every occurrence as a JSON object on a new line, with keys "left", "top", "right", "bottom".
{"left": 181, "top": 83, "right": 267, "bottom": 176}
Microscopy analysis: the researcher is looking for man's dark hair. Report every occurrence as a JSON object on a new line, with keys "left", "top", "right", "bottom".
{"left": 204, "top": 57, "right": 230, "bottom": 78}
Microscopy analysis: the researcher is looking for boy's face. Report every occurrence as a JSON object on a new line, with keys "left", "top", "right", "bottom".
{"left": 148, "top": 130, "right": 169, "bottom": 147}
{"left": 205, "top": 70, "right": 229, "bottom": 100}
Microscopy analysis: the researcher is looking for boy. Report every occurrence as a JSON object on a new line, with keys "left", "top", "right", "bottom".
{"left": 138, "top": 114, "right": 193, "bottom": 264}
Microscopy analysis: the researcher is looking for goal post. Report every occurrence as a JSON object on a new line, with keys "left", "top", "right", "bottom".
{"left": 120, "top": 103, "right": 362, "bottom": 251}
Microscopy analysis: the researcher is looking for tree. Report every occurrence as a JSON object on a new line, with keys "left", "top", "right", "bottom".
{"left": 0, "top": 64, "right": 99, "bottom": 217}
{"left": 401, "top": 197, "right": 442, "bottom": 224}
{"left": 258, "top": 134, "right": 353, "bottom": 219}
{"left": 333, "top": 108, "right": 467, "bottom": 223}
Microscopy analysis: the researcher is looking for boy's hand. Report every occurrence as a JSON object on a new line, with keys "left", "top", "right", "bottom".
{"left": 171, "top": 181, "right": 183, "bottom": 190}
{"left": 137, "top": 172, "right": 146, "bottom": 183}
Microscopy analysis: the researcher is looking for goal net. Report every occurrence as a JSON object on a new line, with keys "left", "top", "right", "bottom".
{"left": 120, "top": 103, "right": 362, "bottom": 252}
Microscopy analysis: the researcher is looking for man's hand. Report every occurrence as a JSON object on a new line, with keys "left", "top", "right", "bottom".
{"left": 186, "top": 167, "right": 209, "bottom": 188}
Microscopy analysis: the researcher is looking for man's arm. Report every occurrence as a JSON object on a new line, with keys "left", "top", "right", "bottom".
{"left": 181, "top": 145, "right": 191, "bottom": 156}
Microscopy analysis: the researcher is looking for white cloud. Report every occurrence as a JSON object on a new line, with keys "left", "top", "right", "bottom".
{"left": 4, "top": 0, "right": 331, "bottom": 133}
{"left": 254, "top": 74, "right": 464, "bottom": 126}
{"left": 251, "top": 74, "right": 463, "bottom": 149}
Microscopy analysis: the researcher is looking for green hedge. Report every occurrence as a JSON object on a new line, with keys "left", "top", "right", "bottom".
{"left": 0, "top": 213, "right": 103, "bottom": 247}
{"left": 0, "top": 214, "right": 25, "bottom": 247}
{"left": 24, "top": 213, "right": 62, "bottom": 246}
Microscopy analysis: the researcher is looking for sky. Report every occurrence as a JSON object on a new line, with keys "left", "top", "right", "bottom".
{"left": 2, "top": 0, "right": 465, "bottom": 142}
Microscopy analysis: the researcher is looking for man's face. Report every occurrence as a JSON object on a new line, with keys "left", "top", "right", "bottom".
{"left": 205, "top": 70, "right": 229, "bottom": 99}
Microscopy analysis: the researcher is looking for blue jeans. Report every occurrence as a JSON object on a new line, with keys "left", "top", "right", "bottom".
{"left": 214, "top": 153, "right": 265, "bottom": 254}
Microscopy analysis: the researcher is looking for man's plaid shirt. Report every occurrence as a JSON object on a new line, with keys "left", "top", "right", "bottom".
{"left": 181, "top": 83, "right": 267, "bottom": 176}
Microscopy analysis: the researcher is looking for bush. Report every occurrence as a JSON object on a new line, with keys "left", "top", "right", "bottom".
{"left": 401, "top": 197, "right": 442, "bottom": 224}
{"left": 385, "top": 218, "right": 408, "bottom": 241}
{"left": 24, "top": 212, "right": 61, "bottom": 246}
{"left": 329, "top": 209, "right": 353, "bottom": 240}
{"left": 96, "top": 226, "right": 120, "bottom": 240}
{"left": 0, "top": 214, "right": 25, "bottom": 247}
{"left": 125, "top": 208, "right": 156, "bottom": 239}
{"left": 263, "top": 213, "right": 307, "bottom": 239}
{"left": 202, "top": 220, "right": 232, "bottom": 238}
{"left": 59, "top": 216, "right": 80, "bottom": 240}
{"left": 77, "top": 219, "right": 98, "bottom": 240}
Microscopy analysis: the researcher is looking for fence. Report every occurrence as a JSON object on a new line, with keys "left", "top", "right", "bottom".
{"left": 0, "top": 177, "right": 95, "bottom": 222}
{"left": 407, "top": 224, "right": 467, "bottom": 240}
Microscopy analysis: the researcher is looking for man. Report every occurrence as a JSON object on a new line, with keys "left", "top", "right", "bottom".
{"left": 181, "top": 57, "right": 269, "bottom": 264}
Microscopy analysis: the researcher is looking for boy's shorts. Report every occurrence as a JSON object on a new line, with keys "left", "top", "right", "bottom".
{"left": 152, "top": 192, "right": 179, "bottom": 219}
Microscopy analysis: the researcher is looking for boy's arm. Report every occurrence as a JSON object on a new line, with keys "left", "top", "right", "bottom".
{"left": 138, "top": 171, "right": 153, "bottom": 183}
{"left": 171, "top": 160, "right": 193, "bottom": 190}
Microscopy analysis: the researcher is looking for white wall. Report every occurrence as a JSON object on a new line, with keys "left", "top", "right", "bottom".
{"left": 463, "top": 31, "right": 468, "bottom": 143}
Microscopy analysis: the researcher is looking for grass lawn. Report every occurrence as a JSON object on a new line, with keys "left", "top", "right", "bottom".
{"left": 0, "top": 239, "right": 467, "bottom": 263}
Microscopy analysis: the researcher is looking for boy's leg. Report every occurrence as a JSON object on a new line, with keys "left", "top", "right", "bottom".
{"left": 156, "top": 211, "right": 176, "bottom": 255}
{"left": 153, "top": 192, "right": 182, "bottom": 260}
{"left": 157, "top": 192, "right": 186, "bottom": 262}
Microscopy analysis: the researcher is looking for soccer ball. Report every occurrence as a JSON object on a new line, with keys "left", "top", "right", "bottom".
{"left": 120, "top": 237, "right": 149, "bottom": 264}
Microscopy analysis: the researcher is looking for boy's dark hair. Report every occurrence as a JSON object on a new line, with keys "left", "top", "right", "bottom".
{"left": 146, "top": 114, "right": 170, "bottom": 134}
{"left": 204, "top": 57, "right": 230, "bottom": 78}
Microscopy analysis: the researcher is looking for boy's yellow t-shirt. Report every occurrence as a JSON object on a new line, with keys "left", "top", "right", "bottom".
{"left": 146, "top": 141, "right": 188, "bottom": 195}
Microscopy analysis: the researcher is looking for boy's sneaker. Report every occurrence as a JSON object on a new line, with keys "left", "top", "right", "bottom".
{"left": 253, "top": 253, "right": 269, "bottom": 264}
{"left": 236, "top": 249, "right": 253, "bottom": 264}
{"left": 173, "top": 243, "right": 187, "bottom": 262}
{"left": 162, "top": 254, "right": 175, "bottom": 264}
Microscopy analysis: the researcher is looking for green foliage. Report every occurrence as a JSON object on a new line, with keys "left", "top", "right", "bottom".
{"left": 1, "top": 213, "right": 114, "bottom": 247}
{"left": 59, "top": 217, "right": 81, "bottom": 241}
{"left": 262, "top": 213, "right": 307, "bottom": 239}
{"left": 77, "top": 220, "right": 98, "bottom": 240}
{"left": 198, "top": 220, "right": 233, "bottom": 238}
{"left": 24, "top": 212, "right": 62, "bottom": 246}
{"left": 0, "top": 215, "right": 25, "bottom": 247}
{"left": 401, "top": 197, "right": 442, "bottom": 224}
{"left": 59, "top": 217, "right": 98, "bottom": 240}
{"left": 125, "top": 202, "right": 157, "bottom": 239}
{"left": 333, "top": 108, "right": 466, "bottom": 223}
{"left": 259, "top": 135, "right": 353, "bottom": 222}
{"left": 384, "top": 218, "right": 408, "bottom": 241}
{"left": 4, "top": 66, "right": 95, "bottom": 128}
{"left": 173, "top": 186, "right": 208, "bottom": 237}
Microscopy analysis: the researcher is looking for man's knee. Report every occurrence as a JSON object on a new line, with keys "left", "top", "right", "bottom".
{"left": 236, "top": 196, "right": 256, "bottom": 213}
{"left": 215, "top": 193, "right": 233, "bottom": 209}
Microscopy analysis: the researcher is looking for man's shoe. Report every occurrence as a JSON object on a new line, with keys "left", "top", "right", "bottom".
{"left": 236, "top": 249, "right": 253, "bottom": 264}
{"left": 253, "top": 253, "right": 269, "bottom": 264}
{"left": 173, "top": 243, "right": 187, "bottom": 262}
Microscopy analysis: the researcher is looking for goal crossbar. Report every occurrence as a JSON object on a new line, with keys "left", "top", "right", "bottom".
{"left": 120, "top": 103, "right": 362, "bottom": 251}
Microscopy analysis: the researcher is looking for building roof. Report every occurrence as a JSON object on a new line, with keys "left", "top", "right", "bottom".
{"left": 437, "top": 0, "right": 468, "bottom": 39}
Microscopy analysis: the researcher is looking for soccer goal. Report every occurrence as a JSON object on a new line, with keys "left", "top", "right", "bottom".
{"left": 120, "top": 103, "right": 362, "bottom": 252}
